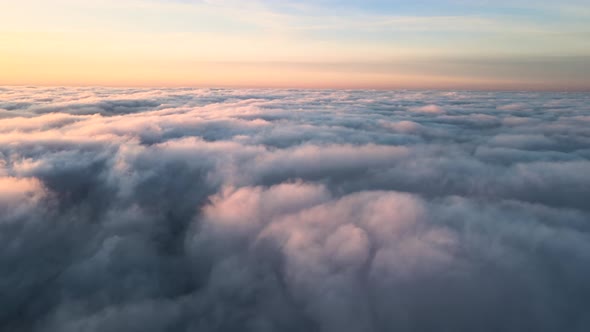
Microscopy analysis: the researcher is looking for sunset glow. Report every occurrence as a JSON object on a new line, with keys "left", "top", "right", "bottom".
{"left": 1, "top": 0, "right": 589, "bottom": 89}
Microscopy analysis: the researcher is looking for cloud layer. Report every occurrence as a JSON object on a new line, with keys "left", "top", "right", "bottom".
{"left": 1, "top": 87, "right": 590, "bottom": 331}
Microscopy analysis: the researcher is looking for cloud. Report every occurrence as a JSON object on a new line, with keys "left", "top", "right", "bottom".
{"left": 380, "top": 120, "right": 424, "bottom": 133}
{"left": 409, "top": 104, "right": 444, "bottom": 114}
{"left": 0, "top": 87, "right": 589, "bottom": 331}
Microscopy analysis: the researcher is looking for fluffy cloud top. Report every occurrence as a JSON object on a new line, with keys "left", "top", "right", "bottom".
{"left": 1, "top": 87, "right": 590, "bottom": 332}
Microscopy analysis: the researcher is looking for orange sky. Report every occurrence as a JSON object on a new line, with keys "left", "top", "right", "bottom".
{"left": 1, "top": 0, "right": 589, "bottom": 90}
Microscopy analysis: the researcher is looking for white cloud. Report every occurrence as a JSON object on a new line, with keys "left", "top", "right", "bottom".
{"left": 1, "top": 87, "right": 589, "bottom": 331}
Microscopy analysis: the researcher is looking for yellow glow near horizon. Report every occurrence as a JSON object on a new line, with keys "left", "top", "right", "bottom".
{"left": 1, "top": 0, "right": 589, "bottom": 90}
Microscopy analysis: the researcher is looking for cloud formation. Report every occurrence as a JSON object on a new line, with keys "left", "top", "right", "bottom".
{"left": 1, "top": 87, "right": 590, "bottom": 331}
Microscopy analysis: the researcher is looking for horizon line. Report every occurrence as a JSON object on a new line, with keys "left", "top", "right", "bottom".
{"left": 2, "top": 83, "right": 589, "bottom": 94}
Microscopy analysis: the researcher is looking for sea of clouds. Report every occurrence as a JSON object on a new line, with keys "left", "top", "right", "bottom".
{"left": 1, "top": 86, "right": 590, "bottom": 331}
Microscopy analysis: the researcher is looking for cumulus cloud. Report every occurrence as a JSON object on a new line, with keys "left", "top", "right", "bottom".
{"left": 1, "top": 87, "right": 590, "bottom": 331}
{"left": 409, "top": 104, "right": 444, "bottom": 114}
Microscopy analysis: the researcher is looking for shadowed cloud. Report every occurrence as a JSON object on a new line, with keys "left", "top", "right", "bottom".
{"left": 0, "top": 87, "right": 589, "bottom": 331}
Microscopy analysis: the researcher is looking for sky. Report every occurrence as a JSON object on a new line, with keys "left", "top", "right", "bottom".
{"left": 0, "top": 0, "right": 589, "bottom": 90}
